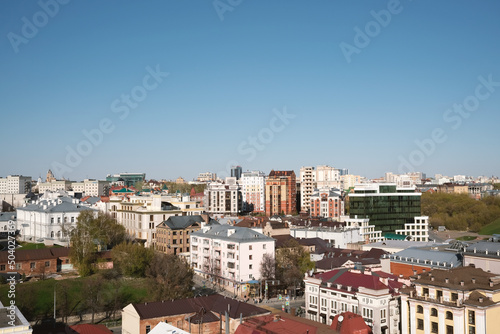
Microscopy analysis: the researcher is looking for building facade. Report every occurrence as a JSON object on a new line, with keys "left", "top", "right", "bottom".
{"left": 190, "top": 225, "right": 275, "bottom": 294}
{"left": 400, "top": 266, "right": 500, "bottom": 334}
{"left": 16, "top": 195, "right": 95, "bottom": 242}
{"left": 106, "top": 173, "right": 145, "bottom": 187}
{"left": 0, "top": 175, "right": 32, "bottom": 194}
{"left": 38, "top": 180, "right": 72, "bottom": 193}
{"left": 304, "top": 269, "right": 401, "bottom": 333}
{"left": 348, "top": 183, "right": 422, "bottom": 235}
{"left": 71, "top": 179, "right": 110, "bottom": 196}
{"left": 309, "top": 187, "right": 344, "bottom": 219}
{"left": 204, "top": 177, "right": 242, "bottom": 216}
{"left": 299, "top": 166, "right": 316, "bottom": 213}
{"left": 290, "top": 226, "right": 363, "bottom": 249}
{"left": 265, "top": 170, "right": 297, "bottom": 216}
{"left": 155, "top": 215, "right": 215, "bottom": 255}
{"left": 240, "top": 171, "right": 266, "bottom": 213}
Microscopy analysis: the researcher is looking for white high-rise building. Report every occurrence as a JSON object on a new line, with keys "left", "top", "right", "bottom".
{"left": 240, "top": 171, "right": 266, "bottom": 213}
{"left": 316, "top": 165, "right": 341, "bottom": 189}
{"left": 205, "top": 177, "right": 242, "bottom": 216}
{"left": 300, "top": 166, "right": 316, "bottom": 213}
{"left": 0, "top": 175, "right": 32, "bottom": 194}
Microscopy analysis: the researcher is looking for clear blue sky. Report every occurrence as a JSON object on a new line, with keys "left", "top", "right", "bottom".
{"left": 1, "top": 0, "right": 499, "bottom": 181}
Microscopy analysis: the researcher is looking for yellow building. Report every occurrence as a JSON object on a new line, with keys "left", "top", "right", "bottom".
{"left": 401, "top": 266, "right": 500, "bottom": 334}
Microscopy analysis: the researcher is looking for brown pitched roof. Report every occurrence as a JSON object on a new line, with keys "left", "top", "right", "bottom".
{"left": 0, "top": 247, "right": 70, "bottom": 263}
{"left": 131, "top": 294, "right": 270, "bottom": 320}
{"left": 268, "top": 170, "right": 295, "bottom": 177}
{"left": 412, "top": 266, "right": 500, "bottom": 291}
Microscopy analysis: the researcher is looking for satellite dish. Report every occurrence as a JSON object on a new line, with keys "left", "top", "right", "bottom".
{"left": 338, "top": 315, "right": 344, "bottom": 322}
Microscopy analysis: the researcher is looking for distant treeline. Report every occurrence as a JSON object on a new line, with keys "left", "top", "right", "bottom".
{"left": 422, "top": 192, "right": 500, "bottom": 232}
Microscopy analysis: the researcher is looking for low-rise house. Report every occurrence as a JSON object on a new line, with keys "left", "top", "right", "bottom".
{"left": 0, "top": 247, "right": 72, "bottom": 276}
{"left": 122, "top": 294, "right": 270, "bottom": 334}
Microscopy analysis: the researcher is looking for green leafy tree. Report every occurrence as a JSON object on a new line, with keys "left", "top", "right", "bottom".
{"left": 275, "top": 239, "right": 314, "bottom": 294}
{"left": 70, "top": 211, "right": 127, "bottom": 276}
{"left": 112, "top": 242, "right": 154, "bottom": 277}
{"left": 146, "top": 253, "right": 194, "bottom": 301}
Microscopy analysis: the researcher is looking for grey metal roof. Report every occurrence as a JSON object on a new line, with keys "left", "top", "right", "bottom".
{"left": 191, "top": 224, "right": 274, "bottom": 243}
{"left": 16, "top": 197, "right": 95, "bottom": 214}
{"left": 390, "top": 247, "right": 462, "bottom": 268}
{"left": 465, "top": 241, "right": 500, "bottom": 254}
{"left": 0, "top": 212, "right": 16, "bottom": 222}
{"left": 161, "top": 215, "right": 218, "bottom": 230}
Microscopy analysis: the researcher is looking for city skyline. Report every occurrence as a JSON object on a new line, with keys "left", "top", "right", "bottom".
{"left": 2, "top": 1, "right": 499, "bottom": 181}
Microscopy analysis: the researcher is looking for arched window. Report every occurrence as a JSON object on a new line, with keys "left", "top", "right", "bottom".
{"left": 417, "top": 305, "right": 423, "bottom": 314}
{"left": 431, "top": 308, "right": 438, "bottom": 316}
{"left": 446, "top": 311, "right": 453, "bottom": 320}
{"left": 50, "top": 231, "right": 54, "bottom": 238}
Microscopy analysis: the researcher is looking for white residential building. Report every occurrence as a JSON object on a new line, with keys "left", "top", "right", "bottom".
{"left": 340, "top": 174, "right": 363, "bottom": 190}
{"left": 16, "top": 193, "right": 95, "bottom": 242}
{"left": 316, "top": 165, "right": 341, "bottom": 189}
{"left": 0, "top": 175, "right": 32, "bottom": 194}
{"left": 304, "top": 269, "right": 401, "bottom": 333}
{"left": 71, "top": 179, "right": 110, "bottom": 196}
{"left": 38, "top": 180, "right": 72, "bottom": 193}
{"left": 342, "top": 216, "right": 384, "bottom": 243}
{"left": 240, "top": 171, "right": 266, "bottom": 213}
{"left": 204, "top": 177, "right": 242, "bottom": 217}
{"left": 197, "top": 172, "right": 217, "bottom": 182}
{"left": 395, "top": 216, "right": 429, "bottom": 242}
{"left": 290, "top": 226, "right": 363, "bottom": 249}
{"left": 0, "top": 301, "right": 32, "bottom": 333}
{"left": 190, "top": 224, "right": 275, "bottom": 295}
{"left": 300, "top": 166, "right": 316, "bottom": 213}
{"left": 105, "top": 193, "right": 203, "bottom": 247}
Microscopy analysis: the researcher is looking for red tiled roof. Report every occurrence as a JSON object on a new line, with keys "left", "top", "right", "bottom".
{"left": 330, "top": 312, "right": 371, "bottom": 334}
{"left": 69, "top": 324, "right": 113, "bottom": 334}
{"left": 235, "top": 312, "right": 335, "bottom": 334}
{"left": 314, "top": 269, "right": 389, "bottom": 291}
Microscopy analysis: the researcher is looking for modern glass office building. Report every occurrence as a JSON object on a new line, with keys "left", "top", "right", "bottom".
{"left": 348, "top": 184, "right": 421, "bottom": 234}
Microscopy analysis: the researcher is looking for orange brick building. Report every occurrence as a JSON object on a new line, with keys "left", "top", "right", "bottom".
{"left": 265, "top": 170, "right": 297, "bottom": 216}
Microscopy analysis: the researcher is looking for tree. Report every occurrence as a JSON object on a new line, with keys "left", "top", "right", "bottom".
{"left": 84, "top": 275, "right": 105, "bottom": 323}
{"left": 146, "top": 253, "right": 194, "bottom": 301}
{"left": 275, "top": 239, "right": 314, "bottom": 295}
{"left": 259, "top": 253, "right": 276, "bottom": 280}
{"left": 112, "top": 242, "right": 154, "bottom": 277}
{"left": 70, "top": 211, "right": 127, "bottom": 276}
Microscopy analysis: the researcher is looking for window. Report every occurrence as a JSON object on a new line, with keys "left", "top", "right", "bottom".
{"left": 469, "top": 310, "right": 475, "bottom": 325}
{"left": 0, "top": 265, "right": 5, "bottom": 271}
{"left": 417, "top": 305, "right": 423, "bottom": 314}
{"left": 249, "top": 255, "right": 253, "bottom": 260}
{"left": 30, "top": 262, "right": 36, "bottom": 269}
{"left": 16, "top": 263, "right": 22, "bottom": 270}
{"left": 249, "top": 245, "right": 252, "bottom": 250}
{"left": 431, "top": 308, "right": 438, "bottom": 317}
{"left": 417, "top": 319, "right": 424, "bottom": 330}
{"left": 446, "top": 311, "right": 453, "bottom": 320}
{"left": 446, "top": 325, "right": 453, "bottom": 334}
{"left": 451, "top": 293, "right": 458, "bottom": 301}
{"left": 381, "top": 309, "right": 386, "bottom": 319}
{"left": 263, "top": 244, "right": 266, "bottom": 249}
{"left": 431, "top": 322, "right": 438, "bottom": 333}
{"left": 146, "top": 325, "right": 151, "bottom": 333}
{"left": 45, "top": 261, "right": 50, "bottom": 267}
{"left": 249, "top": 264, "right": 253, "bottom": 270}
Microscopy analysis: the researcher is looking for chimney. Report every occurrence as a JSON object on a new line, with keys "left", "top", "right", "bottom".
{"left": 472, "top": 278, "right": 476, "bottom": 284}
{"left": 445, "top": 278, "right": 449, "bottom": 284}
{"left": 479, "top": 297, "right": 484, "bottom": 303}
{"left": 460, "top": 281, "right": 465, "bottom": 286}
{"left": 431, "top": 276, "right": 435, "bottom": 282}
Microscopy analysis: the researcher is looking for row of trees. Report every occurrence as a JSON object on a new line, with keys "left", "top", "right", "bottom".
{"left": 260, "top": 239, "right": 314, "bottom": 295}
{"left": 422, "top": 192, "right": 500, "bottom": 231}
